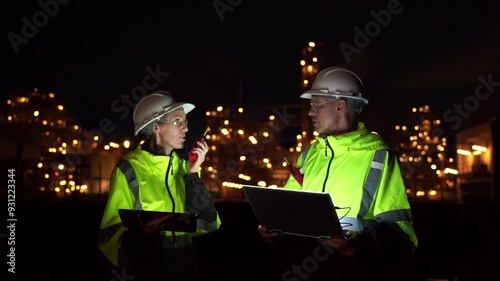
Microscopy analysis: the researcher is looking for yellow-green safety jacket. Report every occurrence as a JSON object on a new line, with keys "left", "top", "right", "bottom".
{"left": 284, "top": 122, "right": 418, "bottom": 248}
{"left": 99, "top": 145, "right": 221, "bottom": 267}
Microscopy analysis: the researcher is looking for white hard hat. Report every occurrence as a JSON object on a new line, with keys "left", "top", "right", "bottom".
{"left": 133, "top": 91, "right": 195, "bottom": 137}
{"left": 301, "top": 67, "right": 369, "bottom": 112}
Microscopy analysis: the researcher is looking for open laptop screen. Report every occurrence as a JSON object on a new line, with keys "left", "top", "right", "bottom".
{"left": 242, "top": 185, "right": 345, "bottom": 239}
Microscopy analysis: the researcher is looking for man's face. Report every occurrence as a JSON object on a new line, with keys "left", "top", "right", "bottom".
{"left": 308, "top": 96, "right": 339, "bottom": 134}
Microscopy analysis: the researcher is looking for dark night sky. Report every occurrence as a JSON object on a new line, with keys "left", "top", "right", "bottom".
{"left": 2, "top": 0, "right": 500, "bottom": 140}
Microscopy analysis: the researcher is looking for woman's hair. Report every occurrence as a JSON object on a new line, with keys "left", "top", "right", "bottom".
{"left": 137, "top": 112, "right": 171, "bottom": 155}
{"left": 141, "top": 133, "right": 166, "bottom": 155}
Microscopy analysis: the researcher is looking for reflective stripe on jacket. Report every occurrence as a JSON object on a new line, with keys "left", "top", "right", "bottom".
{"left": 284, "top": 122, "right": 418, "bottom": 248}
{"left": 99, "top": 145, "right": 221, "bottom": 266}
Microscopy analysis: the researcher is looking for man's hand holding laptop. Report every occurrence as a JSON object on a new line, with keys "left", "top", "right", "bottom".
{"left": 322, "top": 230, "right": 372, "bottom": 257}
{"left": 257, "top": 225, "right": 280, "bottom": 243}
{"left": 259, "top": 222, "right": 371, "bottom": 258}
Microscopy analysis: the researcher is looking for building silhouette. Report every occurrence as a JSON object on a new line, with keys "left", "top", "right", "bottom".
{"left": 455, "top": 118, "right": 497, "bottom": 203}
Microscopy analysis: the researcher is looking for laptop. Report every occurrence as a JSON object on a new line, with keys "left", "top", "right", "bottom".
{"left": 242, "top": 185, "right": 345, "bottom": 239}
{"left": 118, "top": 209, "right": 198, "bottom": 233}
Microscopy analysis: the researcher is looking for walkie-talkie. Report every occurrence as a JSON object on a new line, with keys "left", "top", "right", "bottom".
{"left": 188, "top": 127, "right": 209, "bottom": 163}
{"left": 283, "top": 157, "right": 303, "bottom": 185}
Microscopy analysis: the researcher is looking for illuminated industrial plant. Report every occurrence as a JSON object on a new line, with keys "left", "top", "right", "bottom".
{"left": 391, "top": 105, "right": 458, "bottom": 201}
{"left": 4, "top": 88, "right": 132, "bottom": 199}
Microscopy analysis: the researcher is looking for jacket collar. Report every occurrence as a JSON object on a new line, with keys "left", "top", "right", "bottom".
{"left": 316, "top": 122, "right": 370, "bottom": 156}
{"left": 135, "top": 145, "right": 176, "bottom": 174}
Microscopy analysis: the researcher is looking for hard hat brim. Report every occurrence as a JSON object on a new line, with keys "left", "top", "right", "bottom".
{"left": 300, "top": 91, "right": 369, "bottom": 104}
{"left": 300, "top": 91, "right": 331, "bottom": 99}
{"left": 134, "top": 102, "right": 195, "bottom": 136}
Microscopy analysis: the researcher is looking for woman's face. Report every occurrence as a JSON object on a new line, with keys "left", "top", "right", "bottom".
{"left": 154, "top": 109, "right": 189, "bottom": 155}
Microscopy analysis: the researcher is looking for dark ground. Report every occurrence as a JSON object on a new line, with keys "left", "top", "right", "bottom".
{"left": 2, "top": 199, "right": 499, "bottom": 281}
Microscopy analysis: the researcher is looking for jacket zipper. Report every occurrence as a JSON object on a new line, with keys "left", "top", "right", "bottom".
{"left": 322, "top": 138, "right": 335, "bottom": 193}
{"left": 165, "top": 153, "right": 178, "bottom": 250}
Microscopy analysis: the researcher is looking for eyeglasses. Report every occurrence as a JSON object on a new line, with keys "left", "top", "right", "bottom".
{"left": 310, "top": 98, "right": 338, "bottom": 109}
{"left": 160, "top": 117, "right": 188, "bottom": 128}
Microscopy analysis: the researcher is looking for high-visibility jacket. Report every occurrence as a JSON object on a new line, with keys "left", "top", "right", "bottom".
{"left": 99, "top": 145, "right": 221, "bottom": 268}
{"left": 284, "top": 122, "right": 418, "bottom": 248}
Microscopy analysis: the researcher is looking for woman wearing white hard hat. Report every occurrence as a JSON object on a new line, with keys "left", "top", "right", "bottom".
{"left": 99, "top": 91, "right": 221, "bottom": 281}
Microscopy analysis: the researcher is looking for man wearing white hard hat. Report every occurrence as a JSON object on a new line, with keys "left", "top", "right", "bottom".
{"left": 99, "top": 91, "right": 221, "bottom": 281}
{"left": 259, "top": 67, "right": 420, "bottom": 281}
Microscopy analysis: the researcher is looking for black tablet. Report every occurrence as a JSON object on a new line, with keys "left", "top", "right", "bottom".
{"left": 118, "top": 209, "right": 198, "bottom": 233}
